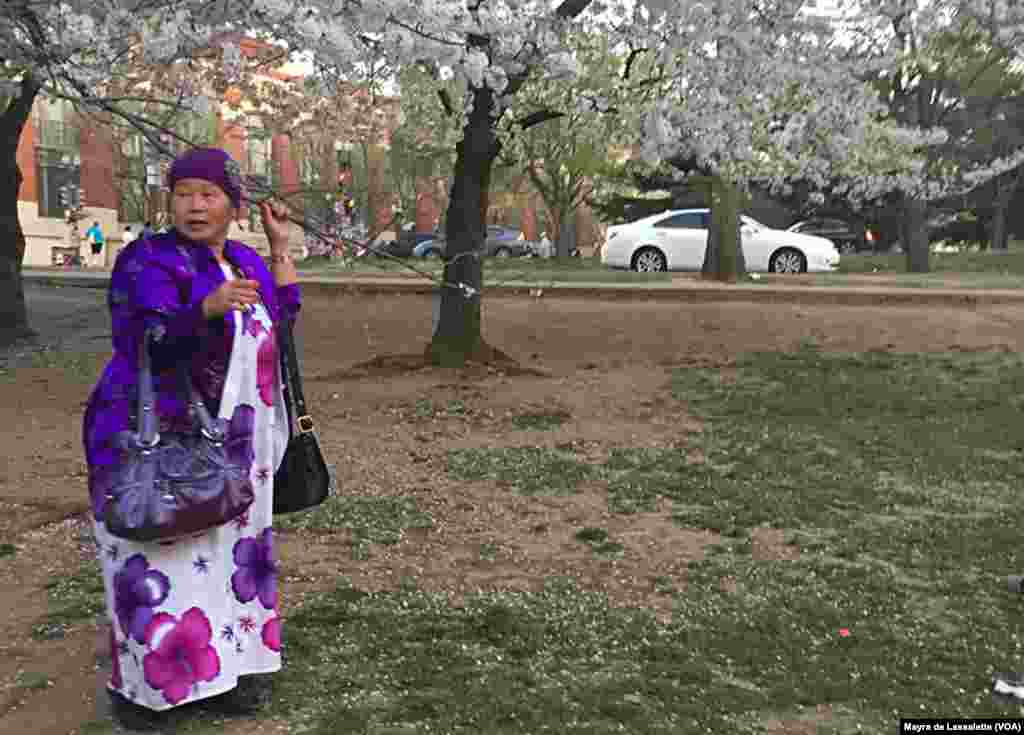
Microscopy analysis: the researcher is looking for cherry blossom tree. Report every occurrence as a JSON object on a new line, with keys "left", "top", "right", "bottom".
{"left": 627, "top": 0, "right": 957, "bottom": 280}
{"left": 810, "top": 0, "right": 1024, "bottom": 271}
{"left": 248, "top": 0, "right": 630, "bottom": 365}
{"left": 500, "top": 32, "right": 637, "bottom": 259}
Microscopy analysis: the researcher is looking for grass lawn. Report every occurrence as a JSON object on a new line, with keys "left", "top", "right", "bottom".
{"left": 296, "top": 243, "right": 1024, "bottom": 289}
{"left": 168, "top": 346, "right": 1024, "bottom": 734}
{"left": 803, "top": 240, "right": 1024, "bottom": 289}
{"left": 296, "top": 254, "right": 672, "bottom": 285}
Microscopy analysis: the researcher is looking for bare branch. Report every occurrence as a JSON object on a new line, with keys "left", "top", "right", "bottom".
{"left": 554, "top": 0, "right": 595, "bottom": 20}
{"left": 438, "top": 88, "right": 455, "bottom": 117}
{"left": 516, "top": 109, "right": 565, "bottom": 130}
{"left": 623, "top": 47, "right": 647, "bottom": 81}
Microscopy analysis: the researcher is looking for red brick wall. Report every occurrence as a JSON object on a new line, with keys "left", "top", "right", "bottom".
{"left": 272, "top": 134, "right": 300, "bottom": 196}
{"left": 220, "top": 120, "right": 247, "bottom": 217}
{"left": 78, "top": 116, "right": 118, "bottom": 210}
{"left": 16, "top": 116, "right": 36, "bottom": 203}
{"left": 415, "top": 177, "right": 442, "bottom": 234}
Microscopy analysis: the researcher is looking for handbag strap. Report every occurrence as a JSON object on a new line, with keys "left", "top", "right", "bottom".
{"left": 276, "top": 316, "right": 315, "bottom": 436}
{"left": 137, "top": 328, "right": 225, "bottom": 446}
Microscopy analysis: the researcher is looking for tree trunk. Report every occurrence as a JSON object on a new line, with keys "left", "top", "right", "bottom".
{"left": 701, "top": 175, "right": 746, "bottom": 281}
{"left": 556, "top": 212, "right": 575, "bottom": 259}
{"left": 426, "top": 85, "right": 500, "bottom": 367}
{"left": 901, "top": 197, "right": 930, "bottom": 273}
{"left": 990, "top": 171, "right": 1019, "bottom": 254}
{"left": 0, "top": 77, "right": 41, "bottom": 347}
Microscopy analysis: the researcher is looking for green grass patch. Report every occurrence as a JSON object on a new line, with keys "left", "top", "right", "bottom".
{"left": 0, "top": 349, "right": 107, "bottom": 381}
{"left": 574, "top": 527, "right": 625, "bottom": 559}
{"left": 273, "top": 580, "right": 742, "bottom": 734}
{"left": 838, "top": 243, "right": 1024, "bottom": 275}
{"left": 296, "top": 255, "right": 671, "bottom": 284}
{"left": 31, "top": 557, "right": 104, "bottom": 640}
{"left": 446, "top": 447, "right": 596, "bottom": 495}
{"left": 14, "top": 671, "right": 52, "bottom": 691}
{"left": 0, "top": 543, "right": 16, "bottom": 558}
{"left": 655, "top": 346, "right": 1024, "bottom": 724}
{"left": 276, "top": 495, "right": 433, "bottom": 557}
{"left": 510, "top": 410, "right": 571, "bottom": 431}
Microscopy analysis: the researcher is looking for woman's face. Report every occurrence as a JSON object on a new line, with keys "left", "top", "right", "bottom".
{"left": 171, "top": 178, "right": 236, "bottom": 246}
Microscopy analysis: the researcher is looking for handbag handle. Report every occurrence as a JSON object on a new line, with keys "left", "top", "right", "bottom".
{"left": 137, "top": 328, "right": 225, "bottom": 448}
{"left": 276, "top": 316, "right": 314, "bottom": 437}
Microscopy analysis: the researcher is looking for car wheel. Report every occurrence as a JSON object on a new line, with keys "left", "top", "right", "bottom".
{"left": 769, "top": 248, "right": 807, "bottom": 274}
{"left": 632, "top": 247, "right": 667, "bottom": 272}
{"left": 494, "top": 247, "right": 512, "bottom": 258}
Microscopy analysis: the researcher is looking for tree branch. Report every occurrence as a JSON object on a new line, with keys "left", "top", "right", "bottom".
{"left": 554, "top": 0, "right": 595, "bottom": 20}
{"left": 438, "top": 88, "right": 455, "bottom": 117}
{"left": 0, "top": 73, "right": 41, "bottom": 156}
{"left": 623, "top": 48, "right": 647, "bottom": 81}
{"left": 516, "top": 110, "right": 565, "bottom": 130}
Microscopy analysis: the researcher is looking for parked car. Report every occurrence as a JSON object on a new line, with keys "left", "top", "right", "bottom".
{"left": 486, "top": 225, "right": 523, "bottom": 242}
{"left": 786, "top": 217, "right": 877, "bottom": 254}
{"left": 372, "top": 223, "right": 438, "bottom": 258}
{"left": 416, "top": 235, "right": 534, "bottom": 258}
{"left": 601, "top": 208, "right": 840, "bottom": 273}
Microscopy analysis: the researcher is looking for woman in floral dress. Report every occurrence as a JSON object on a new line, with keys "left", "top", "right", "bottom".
{"left": 82, "top": 148, "right": 301, "bottom": 728}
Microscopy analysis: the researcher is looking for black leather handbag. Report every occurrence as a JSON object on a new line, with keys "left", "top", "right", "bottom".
{"left": 273, "top": 315, "right": 331, "bottom": 514}
{"left": 95, "top": 329, "right": 256, "bottom": 542}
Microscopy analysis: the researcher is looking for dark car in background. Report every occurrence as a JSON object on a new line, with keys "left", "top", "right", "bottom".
{"left": 418, "top": 226, "right": 535, "bottom": 258}
{"left": 373, "top": 224, "right": 438, "bottom": 258}
{"left": 786, "top": 217, "right": 877, "bottom": 254}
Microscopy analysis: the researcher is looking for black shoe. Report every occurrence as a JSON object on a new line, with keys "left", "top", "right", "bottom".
{"left": 204, "top": 675, "right": 273, "bottom": 715}
{"left": 109, "top": 691, "right": 168, "bottom": 732}
{"left": 992, "top": 672, "right": 1024, "bottom": 705}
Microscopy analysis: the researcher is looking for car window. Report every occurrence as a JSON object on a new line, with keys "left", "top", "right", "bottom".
{"left": 654, "top": 212, "right": 707, "bottom": 229}
{"left": 819, "top": 219, "right": 847, "bottom": 229}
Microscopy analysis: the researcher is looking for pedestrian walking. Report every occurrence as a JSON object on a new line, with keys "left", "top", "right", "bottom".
{"left": 82, "top": 148, "right": 301, "bottom": 730}
{"left": 84, "top": 221, "right": 105, "bottom": 268}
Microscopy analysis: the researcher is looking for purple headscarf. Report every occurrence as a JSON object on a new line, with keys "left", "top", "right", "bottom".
{"left": 167, "top": 148, "right": 243, "bottom": 209}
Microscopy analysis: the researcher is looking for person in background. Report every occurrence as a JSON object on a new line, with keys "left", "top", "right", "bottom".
{"left": 84, "top": 221, "right": 105, "bottom": 268}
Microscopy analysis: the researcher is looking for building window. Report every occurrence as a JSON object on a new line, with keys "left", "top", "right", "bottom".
{"left": 34, "top": 120, "right": 81, "bottom": 220}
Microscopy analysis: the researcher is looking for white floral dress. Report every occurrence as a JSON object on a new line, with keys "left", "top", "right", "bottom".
{"left": 94, "top": 264, "right": 289, "bottom": 711}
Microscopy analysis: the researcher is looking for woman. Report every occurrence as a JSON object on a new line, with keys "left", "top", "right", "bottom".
{"left": 82, "top": 148, "right": 300, "bottom": 728}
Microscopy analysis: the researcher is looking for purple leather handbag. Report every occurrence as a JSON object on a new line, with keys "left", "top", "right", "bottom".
{"left": 96, "top": 329, "right": 256, "bottom": 542}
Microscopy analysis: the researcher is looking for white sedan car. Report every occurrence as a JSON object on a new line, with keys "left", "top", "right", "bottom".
{"left": 601, "top": 208, "right": 840, "bottom": 273}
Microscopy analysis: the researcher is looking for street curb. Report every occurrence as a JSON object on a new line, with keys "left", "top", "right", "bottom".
{"left": 22, "top": 271, "right": 1024, "bottom": 307}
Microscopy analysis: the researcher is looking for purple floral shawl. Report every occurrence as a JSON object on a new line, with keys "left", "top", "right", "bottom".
{"left": 82, "top": 230, "right": 301, "bottom": 500}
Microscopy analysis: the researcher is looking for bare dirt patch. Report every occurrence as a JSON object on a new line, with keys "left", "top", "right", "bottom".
{"left": 3, "top": 293, "right": 1024, "bottom": 733}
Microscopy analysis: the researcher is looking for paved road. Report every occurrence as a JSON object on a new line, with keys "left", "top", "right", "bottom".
{"left": 1, "top": 283, "right": 111, "bottom": 362}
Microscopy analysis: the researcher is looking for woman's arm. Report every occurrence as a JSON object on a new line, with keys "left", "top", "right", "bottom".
{"left": 260, "top": 197, "right": 301, "bottom": 324}
{"left": 270, "top": 252, "right": 297, "bottom": 287}
{"left": 271, "top": 252, "right": 301, "bottom": 326}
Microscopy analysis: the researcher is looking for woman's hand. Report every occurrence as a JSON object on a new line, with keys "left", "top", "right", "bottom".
{"left": 260, "top": 200, "right": 291, "bottom": 254}
{"left": 202, "top": 279, "right": 261, "bottom": 319}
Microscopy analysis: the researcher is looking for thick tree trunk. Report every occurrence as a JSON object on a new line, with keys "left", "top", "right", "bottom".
{"left": 555, "top": 211, "right": 575, "bottom": 258}
{"left": 901, "top": 197, "right": 930, "bottom": 273}
{"left": 990, "top": 171, "right": 1019, "bottom": 254}
{"left": 426, "top": 86, "right": 499, "bottom": 367}
{"left": 0, "top": 76, "right": 41, "bottom": 347}
{"left": 701, "top": 175, "right": 746, "bottom": 281}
